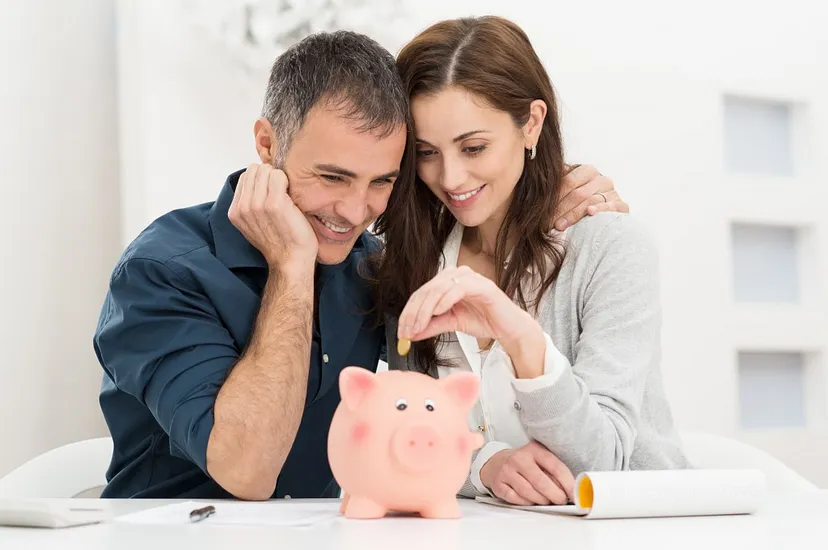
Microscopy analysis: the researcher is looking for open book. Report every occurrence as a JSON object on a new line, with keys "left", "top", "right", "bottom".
{"left": 476, "top": 469, "right": 767, "bottom": 519}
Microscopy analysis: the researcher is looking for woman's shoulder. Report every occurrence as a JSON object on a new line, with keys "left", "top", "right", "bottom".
{"left": 562, "top": 212, "right": 657, "bottom": 258}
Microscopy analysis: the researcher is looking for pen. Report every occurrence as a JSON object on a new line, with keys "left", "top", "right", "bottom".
{"left": 189, "top": 505, "right": 216, "bottom": 523}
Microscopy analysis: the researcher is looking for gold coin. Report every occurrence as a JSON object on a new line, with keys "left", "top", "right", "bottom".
{"left": 397, "top": 338, "right": 411, "bottom": 357}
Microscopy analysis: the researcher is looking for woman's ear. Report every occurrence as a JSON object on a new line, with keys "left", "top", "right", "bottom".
{"left": 522, "top": 99, "right": 548, "bottom": 149}
{"left": 253, "top": 117, "right": 278, "bottom": 165}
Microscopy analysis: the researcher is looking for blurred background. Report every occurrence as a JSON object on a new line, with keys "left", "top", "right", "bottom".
{"left": 1, "top": 0, "right": 826, "bottom": 486}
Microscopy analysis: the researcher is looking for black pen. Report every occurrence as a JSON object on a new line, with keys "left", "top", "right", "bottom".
{"left": 189, "top": 505, "right": 216, "bottom": 523}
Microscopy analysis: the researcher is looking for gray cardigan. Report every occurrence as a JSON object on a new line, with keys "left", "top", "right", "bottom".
{"left": 385, "top": 213, "right": 690, "bottom": 498}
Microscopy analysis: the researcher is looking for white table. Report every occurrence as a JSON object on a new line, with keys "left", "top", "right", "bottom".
{"left": 3, "top": 493, "right": 827, "bottom": 550}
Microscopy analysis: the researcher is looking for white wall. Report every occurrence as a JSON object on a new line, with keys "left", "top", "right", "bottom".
{"left": 116, "top": 0, "right": 828, "bottom": 486}
{"left": 0, "top": 0, "right": 120, "bottom": 475}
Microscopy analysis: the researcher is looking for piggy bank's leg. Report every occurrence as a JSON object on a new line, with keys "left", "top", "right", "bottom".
{"left": 339, "top": 492, "right": 350, "bottom": 514}
{"left": 344, "top": 495, "right": 387, "bottom": 519}
{"left": 419, "top": 498, "right": 462, "bottom": 519}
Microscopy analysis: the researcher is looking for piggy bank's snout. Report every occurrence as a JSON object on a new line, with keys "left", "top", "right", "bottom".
{"left": 391, "top": 425, "right": 443, "bottom": 471}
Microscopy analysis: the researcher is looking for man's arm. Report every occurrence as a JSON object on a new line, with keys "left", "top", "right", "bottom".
{"left": 95, "top": 165, "right": 320, "bottom": 501}
{"left": 94, "top": 256, "right": 314, "bottom": 501}
{"left": 209, "top": 164, "right": 320, "bottom": 499}
{"left": 207, "top": 266, "right": 313, "bottom": 500}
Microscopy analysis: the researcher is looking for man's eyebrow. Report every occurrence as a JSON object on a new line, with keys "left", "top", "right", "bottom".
{"left": 416, "top": 130, "right": 489, "bottom": 147}
{"left": 315, "top": 164, "right": 399, "bottom": 180}
{"left": 374, "top": 169, "right": 399, "bottom": 180}
{"left": 315, "top": 164, "right": 357, "bottom": 178}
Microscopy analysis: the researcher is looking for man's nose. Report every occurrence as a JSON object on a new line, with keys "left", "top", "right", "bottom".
{"left": 335, "top": 188, "right": 369, "bottom": 227}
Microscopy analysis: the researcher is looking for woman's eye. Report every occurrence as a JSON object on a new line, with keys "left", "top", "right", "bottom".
{"left": 416, "top": 149, "right": 436, "bottom": 158}
{"left": 464, "top": 145, "right": 486, "bottom": 156}
{"left": 424, "top": 399, "right": 435, "bottom": 411}
{"left": 395, "top": 398, "right": 408, "bottom": 411}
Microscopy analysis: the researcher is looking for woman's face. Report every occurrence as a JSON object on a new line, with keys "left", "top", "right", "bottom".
{"left": 411, "top": 86, "right": 528, "bottom": 229}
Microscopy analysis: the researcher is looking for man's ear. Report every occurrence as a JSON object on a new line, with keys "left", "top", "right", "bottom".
{"left": 522, "top": 99, "right": 547, "bottom": 150}
{"left": 254, "top": 117, "right": 278, "bottom": 165}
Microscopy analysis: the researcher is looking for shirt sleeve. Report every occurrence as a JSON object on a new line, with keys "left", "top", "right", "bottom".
{"left": 456, "top": 335, "right": 569, "bottom": 498}
{"left": 94, "top": 257, "right": 240, "bottom": 476}
{"left": 510, "top": 215, "right": 661, "bottom": 474}
{"left": 466, "top": 440, "right": 514, "bottom": 496}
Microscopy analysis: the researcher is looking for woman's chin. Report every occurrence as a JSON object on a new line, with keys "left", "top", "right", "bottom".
{"left": 450, "top": 209, "right": 489, "bottom": 228}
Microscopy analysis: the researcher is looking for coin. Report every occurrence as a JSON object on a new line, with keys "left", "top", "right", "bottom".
{"left": 397, "top": 337, "right": 411, "bottom": 357}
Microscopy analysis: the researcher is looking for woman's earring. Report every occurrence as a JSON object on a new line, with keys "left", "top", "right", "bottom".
{"left": 528, "top": 144, "right": 536, "bottom": 160}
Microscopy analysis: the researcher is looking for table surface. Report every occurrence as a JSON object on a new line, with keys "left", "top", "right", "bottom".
{"left": 3, "top": 492, "right": 827, "bottom": 550}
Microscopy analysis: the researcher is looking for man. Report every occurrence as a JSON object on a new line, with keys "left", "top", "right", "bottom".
{"left": 93, "top": 30, "right": 626, "bottom": 500}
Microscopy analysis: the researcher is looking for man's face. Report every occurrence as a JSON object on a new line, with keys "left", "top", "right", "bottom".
{"left": 278, "top": 104, "right": 406, "bottom": 265}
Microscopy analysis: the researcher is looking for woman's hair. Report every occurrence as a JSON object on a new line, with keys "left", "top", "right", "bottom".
{"left": 371, "top": 15, "right": 567, "bottom": 373}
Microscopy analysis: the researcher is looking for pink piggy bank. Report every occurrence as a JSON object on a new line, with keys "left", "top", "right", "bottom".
{"left": 328, "top": 366, "right": 484, "bottom": 519}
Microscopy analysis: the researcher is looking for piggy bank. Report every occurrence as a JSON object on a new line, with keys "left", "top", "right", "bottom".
{"left": 328, "top": 366, "right": 484, "bottom": 519}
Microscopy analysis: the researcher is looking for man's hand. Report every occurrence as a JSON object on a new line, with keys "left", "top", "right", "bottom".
{"left": 480, "top": 441, "right": 575, "bottom": 506}
{"left": 554, "top": 164, "right": 629, "bottom": 231}
{"left": 228, "top": 163, "right": 318, "bottom": 273}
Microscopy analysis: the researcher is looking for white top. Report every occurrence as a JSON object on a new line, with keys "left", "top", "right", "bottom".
{"left": 434, "top": 221, "right": 572, "bottom": 495}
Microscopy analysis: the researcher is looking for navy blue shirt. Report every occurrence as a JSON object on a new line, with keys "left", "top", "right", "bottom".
{"left": 93, "top": 169, "right": 385, "bottom": 499}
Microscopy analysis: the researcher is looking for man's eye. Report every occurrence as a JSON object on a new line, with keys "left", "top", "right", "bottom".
{"left": 322, "top": 174, "right": 345, "bottom": 182}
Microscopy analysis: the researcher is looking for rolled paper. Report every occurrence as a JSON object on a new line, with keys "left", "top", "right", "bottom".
{"left": 478, "top": 468, "right": 768, "bottom": 519}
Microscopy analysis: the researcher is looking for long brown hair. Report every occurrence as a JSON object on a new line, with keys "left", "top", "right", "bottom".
{"left": 372, "top": 16, "right": 567, "bottom": 373}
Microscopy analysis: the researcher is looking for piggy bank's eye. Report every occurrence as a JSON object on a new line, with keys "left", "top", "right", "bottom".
{"left": 424, "top": 399, "right": 435, "bottom": 411}
{"left": 395, "top": 398, "right": 408, "bottom": 411}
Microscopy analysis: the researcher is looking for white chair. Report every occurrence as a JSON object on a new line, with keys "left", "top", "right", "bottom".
{"left": 680, "top": 431, "right": 818, "bottom": 492}
{"left": 0, "top": 437, "right": 113, "bottom": 498}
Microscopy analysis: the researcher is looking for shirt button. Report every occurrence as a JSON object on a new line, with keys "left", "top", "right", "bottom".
{"left": 322, "top": 354, "right": 329, "bottom": 363}
{"left": 477, "top": 425, "right": 486, "bottom": 432}
{"left": 513, "top": 400, "right": 522, "bottom": 411}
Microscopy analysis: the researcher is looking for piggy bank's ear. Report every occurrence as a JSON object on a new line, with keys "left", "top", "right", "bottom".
{"left": 339, "top": 366, "right": 377, "bottom": 412}
{"left": 441, "top": 372, "right": 480, "bottom": 411}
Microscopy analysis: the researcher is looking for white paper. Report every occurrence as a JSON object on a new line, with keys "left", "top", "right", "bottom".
{"left": 475, "top": 497, "right": 587, "bottom": 516}
{"left": 477, "top": 469, "right": 767, "bottom": 519}
{"left": 114, "top": 500, "right": 341, "bottom": 527}
{"left": 114, "top": 498, "right": 531, "bottom": 527}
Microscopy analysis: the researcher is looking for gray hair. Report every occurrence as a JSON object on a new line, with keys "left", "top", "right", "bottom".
{"left": 261, "top": 30, "right": 409, "bottom": 166}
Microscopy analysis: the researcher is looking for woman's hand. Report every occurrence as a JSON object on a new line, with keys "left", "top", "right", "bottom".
{"left": 397, "top": 266, "right": 546, "bottom": 378}
{"left": 480, "top": 441, "right": 575, "bottom": 506}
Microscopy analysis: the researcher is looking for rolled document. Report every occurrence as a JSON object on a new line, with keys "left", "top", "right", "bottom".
{"left": 478, "top": 469, "right": 767, "bottom": 519}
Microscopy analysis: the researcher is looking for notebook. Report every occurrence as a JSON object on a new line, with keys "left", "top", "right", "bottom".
{"left": 477, "top": 469, "right": 767, "bottom": 519}
{"left": 0, "top": 499, "right": 109, "bottom": 528}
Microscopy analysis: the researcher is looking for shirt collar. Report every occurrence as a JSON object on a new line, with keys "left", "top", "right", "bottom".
{"left": 209, "top": 169, "right": 268, "bottom": 270}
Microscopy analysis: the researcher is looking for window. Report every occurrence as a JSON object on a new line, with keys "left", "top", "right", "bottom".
{"left": 731, "top": 223, "right": 799, "bottom": 303}
{"left": 738, "top": 352, "right": 806, "bottom": 429}
{"left": 724, "top": 96, "right": 794, "bottom": 176}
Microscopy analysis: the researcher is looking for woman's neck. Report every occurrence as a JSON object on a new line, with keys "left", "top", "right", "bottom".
{"left": 461, "top": 204, "right": 512, "bottom": 259}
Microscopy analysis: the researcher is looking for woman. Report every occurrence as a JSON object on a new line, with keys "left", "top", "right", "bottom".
{"left": 373, "top": 15, "right": 689, "bottom": 506}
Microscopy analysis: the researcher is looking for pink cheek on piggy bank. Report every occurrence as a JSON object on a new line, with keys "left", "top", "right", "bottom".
{"left": 456, "top": 435, "right": 469, "bottom": 456}
{"left": 351, "top": 422, "right": 370, "bottom": 444}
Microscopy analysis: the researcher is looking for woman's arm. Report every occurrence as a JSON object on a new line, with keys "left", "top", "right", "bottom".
{"left": 511, "top": 214, "right": 660, "bottom": 474}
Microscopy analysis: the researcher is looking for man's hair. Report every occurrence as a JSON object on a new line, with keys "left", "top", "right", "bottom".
{"left": 261, "top": 30, "right": 410, "bottom": 165}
